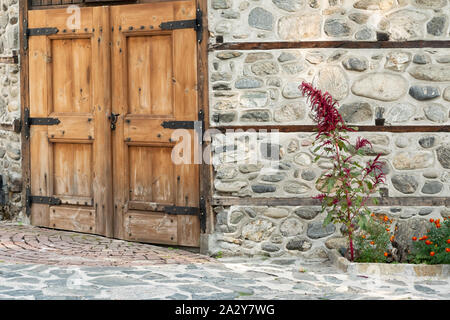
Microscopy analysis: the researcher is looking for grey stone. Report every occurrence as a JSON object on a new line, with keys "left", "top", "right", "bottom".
{"left": 240, "top": 91, "right": 268, "bottom": 108}
{"left": 422, "top": 170, "right": 439, "bottom": 179}
{"left": 354, "top": 27, "right": 373, "bottom": 40}
{"left": 212, "top": 0, "right": 232, "bottom": 9}
{"left": 427, "top": 15, "right": 447, "bottom": 36}
{"left": 278, "top": 52, "right": 297, "bottom": 63}
{"left": 391, "top": 174, "right": 419, "bottom": 194}
{"left": 221, "top": 10, "right": 240, "bottom": 19}
{"left": 342, "top": 56, "right": 368, "bottom": 72}
{"left": 408, "top": 85, "right": 440, "bottom": 101}
{"left": 212, "top": 112, "right": 236, "bottom": 123}
{"left": 280, "top": 218, "right": 305, "bottom": 236}
{"left": 384, "top": 51, "right": 411, "bottom": 72}
{"left": 251, "top": 61, "right": 279, "bottom": 76}
{"left": 305, "top": 52, "right": 325, "bottom": 64}
{"left": 353, "top": 0, "right": 396, "bottom": 10}
{"left": 272, "top": 0, "right": 305, "bottom": 12}
{"left": 349, "top": 12, "right": 369, "bottom": 24}
{"left": 443, "top": 87, "right": 450, "bottom": 101}
{"left": 301, "top": 169, "right": 316, "bottom": 181}
{"left": 393, "top": 151, "right": 434, "bottom": 170}
{"left": 216, "top": 51, "right": 243, "bottom": 60}
{"left": 324, "top": 18, "right": 352, "bottom": 37}
{"left": 282, "top": 81, "right": 305, "bottom": 99}
{"left": 6, "top": 146, "right": 20, "bottom": 161}
{"left": 213, "top": 83, "right": 232, "bottom": 91}
{"left": 339, "top": 102, "right": 373, "bottom": 123}
{"left": 282, "top": 62, "right": 304, "bottom": 75}
{"left": 277, "top": 14, "right": 322, "bottom": 40}
{"left": 418, "top": 208, "right": 433, "bottom": 216}
{"left": 263, "top": 208, "right": 290, "bottom": 219}
{"left": 274, "top": 103, "right": 305, "bottom": 122}
{"left": 413, "top": 53, "right": 431, "bottom": 65}
{"left": 215, "top": 180, "right": 248, "bottom": 192}
{"left": 414, "top": 284, "right": 437, "bottom": 294}
{"left": 89, "top": 276, "right": 147, "bottom": 287}
{"left": 241, "top": 219, "right": 275, "bottom": 241}
{"left": 424, "top": 104, "right": 448, "bottom": 123}
{"left": 351, "top": 73, "right": 408, "bottom": 101}
{"left": 240, "top": 110, "right": 271, "bottom": 122}
{"left": 230, "top": 210, "right": 245, "bottom": 224}
{"left": 386, "top": 10, "right": 428, "bottom": 41}
{"left": 286, "top": 237, "right": 312, "bottom": 251}
{"left": 386, "top": 103, "right": 415, "bottom": 123}
{"left": 261, "top": 242, "right": 280, "bottom": 252}
{"left": 412, "top": 0, "right": 447, "bottom": 9}
{"left": 251, "top": 184, "right": 277, "bottom": 193}
{"left": 418, "top": 136, "right": 436, "bottom": 148}
{"left": 235, "top": 77, "right": 264, "bottom": 89}
{"left": 315, "top": 66, "right": 348, "bottom": 101}
{"left": 307, "top": 222, "right": 336, "bottom": 239}
{"left": 248, "top": 7, "right": 274, "bottom": 31}
{"left": 436, "top": 55, "right": 450, "bottom": 64}
{"left": 409, "top": 65, "right": 450, "bottom": 82}
{"left": 260, "top": 173, "right": 285, "bottom": 183}
{"left": 421, "top": 181, "right": 443, "bottom": 194}
{"left": 436, "top": 146, "right": 450, "bottom": 169}
{"left": 245, "top": 52, "right": 274, "bottom": 63}
{"left": 239, "top": 164, "right": 262, "bottom": 173}
{"left": 393, "top": 218, "right": 429, "bottom": 262}
{"left": 211, "top": 72, "right": 232, "bottom": 82}
{"left": 293, "top": 207, "right": 320, "bottom": 220}
{"left": 283, "top": 181, "right": 310, "bottom": 194}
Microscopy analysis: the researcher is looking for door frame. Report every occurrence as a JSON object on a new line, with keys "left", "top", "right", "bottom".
{"left": 19, "top": 0, "right": 213, "bottom": 251}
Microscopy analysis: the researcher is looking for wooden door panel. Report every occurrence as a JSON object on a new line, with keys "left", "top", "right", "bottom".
{"left": 28, "top": 7, "right": 113, "bottom": 236}
{"left": 111, "top": 2, "right": 200, "bottom": 246}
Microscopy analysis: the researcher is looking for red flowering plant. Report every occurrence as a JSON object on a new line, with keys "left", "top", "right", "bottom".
{"left": 300, "top": 82, "right": 386, "bottom": 262}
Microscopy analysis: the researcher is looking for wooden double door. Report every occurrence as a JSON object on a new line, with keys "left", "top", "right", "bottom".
{"left": 27, "top": 2, "right": 201, "bottom": 247}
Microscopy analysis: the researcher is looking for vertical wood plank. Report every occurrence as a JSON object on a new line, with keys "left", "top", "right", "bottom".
{"left": 92, "top": 6, "right": 113, "bottom": 237}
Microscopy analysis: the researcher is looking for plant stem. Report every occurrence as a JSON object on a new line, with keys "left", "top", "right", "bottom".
{"left": 348, "top": 227, "right": 354, "bottom": 262}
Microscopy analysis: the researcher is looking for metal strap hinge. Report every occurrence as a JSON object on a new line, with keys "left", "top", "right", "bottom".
{"left": 24, "top": 108, "right": 60, "bottom": 139}
{"left": 159, "top": 8, "right": 202, "bottom": 42}
{"left": 25, "top": 187, "right": 61, "bottom": 216}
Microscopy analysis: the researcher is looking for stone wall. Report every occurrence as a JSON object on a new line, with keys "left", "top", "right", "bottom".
{"left": 209, "top": 0, "right": 450, "bottom": 43}
{"left": 207, "top": 1, "right": 450, "bottom": 258}
{"left": 0, "top": 0, "right": 22, "bottom": 220}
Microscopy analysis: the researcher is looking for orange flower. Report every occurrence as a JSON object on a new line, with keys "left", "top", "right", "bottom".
{"left": 412, "top": 236, "right": 417, "bottom": 241}
{"left": 430, "top": 251, "right": 435, "bottom": 257}
{"left": 447, "top": 239, "right": 450, "bottom": 244}
{"left": 446, "top": 248, "right": 450, "bottom": 253}
{"left": 435, "top": 219, "right": 440, "bottom": 224}
{"left": 384, "top": 252, "right": 388, "bottom": 257}
{"left": 390, "top": 235, "right": 395, "bottom": 242}
{"left": 436, "top": 224, "right": 441, "bottom": 228}
{"left": 370, "top": 241, "right": 375, "bottom": 245}
{"left": 429, "top": 218, "right": 434, "bottom": 223}
{"left": 425, "top": 240, "right": 432, "bottom": 245}
{"left": 423, "top": 235, "right": 428, "bottom": 240}
{"left": 383, "top": 216, "right": 389, "bottom": 222}
{"left": 361, "top": 235, "right": 366, "bottom": 239}
{"left": 386, "top": 228, "right": 390, "bottom": 232}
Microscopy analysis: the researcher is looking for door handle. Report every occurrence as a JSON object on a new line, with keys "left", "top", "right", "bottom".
{"left": 109, "top": 113, "right": 120, "bottom": 130}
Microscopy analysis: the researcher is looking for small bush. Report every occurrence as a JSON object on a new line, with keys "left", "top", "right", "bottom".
{"left": 355, "top": 214, "right": 393, "bottom": 263}
{"left": 410, "top": 218, "right": 450, "bottom": 265}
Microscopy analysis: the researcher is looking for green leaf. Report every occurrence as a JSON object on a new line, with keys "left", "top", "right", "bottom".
{"left": 323, "top": 212, "right": 333, "bottom": 226}
{"left": 372, "top": 198, "right": 379, "bottom": 205}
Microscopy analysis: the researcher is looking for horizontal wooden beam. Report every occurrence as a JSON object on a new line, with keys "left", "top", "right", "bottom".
{"left": 210, "top": 40, "right": 450, "bottom": 51}
{"left": 212, "top": 197, "right": 450, "bottom": 207}
{"left": 212, "top": 125, "right": 450, "bottom": 133}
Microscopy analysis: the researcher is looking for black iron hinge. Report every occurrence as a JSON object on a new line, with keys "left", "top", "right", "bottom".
{"left": 25, "top": 187, "right": 61, "bottom": 216}
{"left": 159, "top": 8, "right": 203, "bottom": 42}
{"left": 163, "top": 199, "right": 206, "bottom": 233}
{"left": 161, "top": 110, "right": 205, "bottom": 145}
{"left": 24, "top": 27, "right": 59, "bottom": 51}
{"left": 24, "top": 108, "right": 60, "bottom": 139}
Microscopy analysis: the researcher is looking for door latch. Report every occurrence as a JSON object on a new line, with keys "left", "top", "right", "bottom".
{"left": 109, "top": 113, "right": 120, "bottom": 130}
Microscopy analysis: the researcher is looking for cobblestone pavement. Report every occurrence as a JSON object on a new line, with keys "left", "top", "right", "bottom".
{"left": 0, "top": 222, "right": 449, "bottom": 300}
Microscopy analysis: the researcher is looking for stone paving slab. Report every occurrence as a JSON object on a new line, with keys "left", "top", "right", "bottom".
{"left": 0, "top": 222, "right": 449, "bottom": 300}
